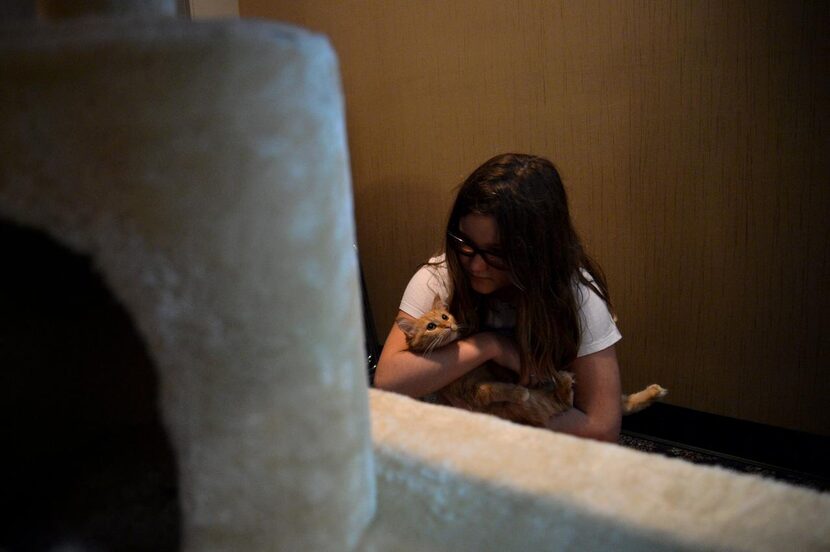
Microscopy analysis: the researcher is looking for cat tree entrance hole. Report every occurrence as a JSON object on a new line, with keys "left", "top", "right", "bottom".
{"left": 0, "top": 220, "right": 180, "bottom": 551}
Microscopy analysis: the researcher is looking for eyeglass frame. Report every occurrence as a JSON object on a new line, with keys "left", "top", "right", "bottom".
{"left": 446, "top": 230, "right": 508, "bottom": 269}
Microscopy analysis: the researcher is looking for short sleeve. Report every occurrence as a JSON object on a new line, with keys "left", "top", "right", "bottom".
{"left": 399, "top": 256, "right": 450, "bottom": 318}
{"left": 576, "top": 281, "right": 622, "bottom": 357}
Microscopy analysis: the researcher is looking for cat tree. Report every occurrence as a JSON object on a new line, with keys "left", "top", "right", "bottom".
{"left": 1, "top": 4, "right": 827, "bottom": 551}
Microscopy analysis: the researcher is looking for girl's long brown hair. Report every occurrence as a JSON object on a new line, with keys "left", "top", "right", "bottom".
{"left": 443, "top": 153, "right": 613, "bottom": 385}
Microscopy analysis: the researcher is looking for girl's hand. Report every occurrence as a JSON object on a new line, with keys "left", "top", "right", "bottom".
{"left": 479, "top": 331, "right": 523, "bottom": 381}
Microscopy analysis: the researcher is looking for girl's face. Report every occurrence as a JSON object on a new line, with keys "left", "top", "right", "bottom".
{"left": 457, "top": 214, "right": 514, "bottom": 296}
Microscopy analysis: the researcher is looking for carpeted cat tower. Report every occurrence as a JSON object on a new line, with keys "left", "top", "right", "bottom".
{"left": 1, "top": 2, "right": 828, "bottom": 551}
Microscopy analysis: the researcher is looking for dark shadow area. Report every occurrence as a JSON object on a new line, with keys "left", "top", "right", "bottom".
{"left": 0, "top": 220, "right": 180, "bottom": 551}
{"left": 358, "top": 258, "right": 381, "bottom": 386}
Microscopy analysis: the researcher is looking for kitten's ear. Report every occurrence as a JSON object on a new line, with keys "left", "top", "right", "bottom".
{"left": 431, "top": 295, "right": 446, "bottom": 310}
{"left": 396, "top": 316, "right": 416, "bottom": 338}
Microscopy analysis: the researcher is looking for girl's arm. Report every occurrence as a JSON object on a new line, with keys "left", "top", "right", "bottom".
{"left": 545, "top": 345, "right": 623, "bottom": 442}
{"left": 374, "top": 310, "right": 520, "bottom": 398}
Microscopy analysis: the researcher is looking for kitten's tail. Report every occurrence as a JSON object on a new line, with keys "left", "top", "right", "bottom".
{"left": 622, "top": 384, "right": 668, "bottom": 415}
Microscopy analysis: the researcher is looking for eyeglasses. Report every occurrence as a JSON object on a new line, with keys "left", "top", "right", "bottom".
{"left": 447, "top": 231, "right": 508, "bottom": 269}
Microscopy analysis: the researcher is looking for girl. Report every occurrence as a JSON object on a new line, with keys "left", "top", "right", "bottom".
{"left": 374, "top": 153, "right": 623, "bottom": 442}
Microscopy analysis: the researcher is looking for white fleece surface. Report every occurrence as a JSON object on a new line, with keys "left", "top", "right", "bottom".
{"left": 364, "top": 389, "right": 830, "bottom": 552}
{"left": 0, "top": 18, "right": 375, "bottom": 552}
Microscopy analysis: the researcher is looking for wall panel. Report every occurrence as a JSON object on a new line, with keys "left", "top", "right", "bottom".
{"left": 240, "top": 0, "right": 829, "bottom": 435}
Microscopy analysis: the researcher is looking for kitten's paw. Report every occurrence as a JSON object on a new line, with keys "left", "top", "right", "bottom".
{"left": 556, "top": 371, "right": 576, "bottom": 406}
{"left": 647, "top": 384, "right": 668, "bottom": 399}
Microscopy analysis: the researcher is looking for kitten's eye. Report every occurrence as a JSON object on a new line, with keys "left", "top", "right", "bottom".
{"left": 426, "top": 322, "right": 437, "bottom": 330}
{"left": 441, "top": 314, "right": 448, "bottom": 320}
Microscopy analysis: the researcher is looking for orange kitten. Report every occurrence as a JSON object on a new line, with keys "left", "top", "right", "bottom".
{"left": 397, "top": 298, "right": 573, "bottom": 427}
{"left": 397, "top": 298, "right": 667, "bottom": 428}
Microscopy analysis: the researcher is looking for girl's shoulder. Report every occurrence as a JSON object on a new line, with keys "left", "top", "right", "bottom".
{"left": 424, "top": 253, "right": 447, "bottom": 269}
{"left": 399, "top": 254, "right": 450, "bottom": 318}
{"left": 574, "top": 268, "right": 606, "bottom": 306}
{"left": 574, "top": 269, "right": 621, "bottom": 356}
{"left": 414, "top": 254, "right": 448, "bottom": 285}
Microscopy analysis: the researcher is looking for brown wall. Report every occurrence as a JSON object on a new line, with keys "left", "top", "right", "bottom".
{"left": 240, "top": 0, "right": 829, "bottom": 436}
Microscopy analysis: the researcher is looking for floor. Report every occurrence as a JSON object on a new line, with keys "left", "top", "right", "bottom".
{"left": 619, "top": 403, "right": 830, "bottom": 493}
{"left": 619, "top": 431, "right": 829, "bottom": 492}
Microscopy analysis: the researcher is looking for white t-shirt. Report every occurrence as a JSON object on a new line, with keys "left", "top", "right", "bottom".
{"left": 399, "top": 255, "right": 621, "bottom": 357}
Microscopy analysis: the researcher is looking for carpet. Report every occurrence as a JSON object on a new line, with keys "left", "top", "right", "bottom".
{"left": 619, "top": 431, "right": 830, "bottom": 492}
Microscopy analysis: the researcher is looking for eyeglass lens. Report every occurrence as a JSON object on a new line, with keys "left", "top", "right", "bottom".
{"left": 448, "top": 232, "right": 506, "bottom": 268}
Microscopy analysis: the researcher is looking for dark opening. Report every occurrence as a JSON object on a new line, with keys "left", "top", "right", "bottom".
{"left": 0, "top": 220, "right": 181, "bottom": 551}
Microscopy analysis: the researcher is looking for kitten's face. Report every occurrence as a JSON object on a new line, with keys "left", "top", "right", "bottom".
{"left": 397, "top": 305, "right": 460, "bottom": 353}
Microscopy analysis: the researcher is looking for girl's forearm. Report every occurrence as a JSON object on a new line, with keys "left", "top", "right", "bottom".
{"left": 374, "top": 334, "right": 497, "bottom": 398}
{"left": 545, "top": 408, "right": 620, "bottom": 443}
